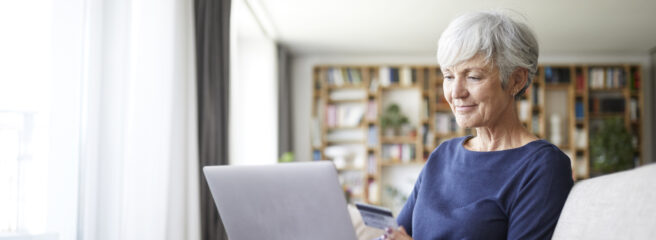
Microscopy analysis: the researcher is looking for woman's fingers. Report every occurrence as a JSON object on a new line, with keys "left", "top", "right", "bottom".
{"left": 382, "top": 226, "right": 411, "bottom": 240}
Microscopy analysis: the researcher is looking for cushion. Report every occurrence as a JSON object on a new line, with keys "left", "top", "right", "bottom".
{"left": 552, "top": 163, "right": 656, "bottom": 239}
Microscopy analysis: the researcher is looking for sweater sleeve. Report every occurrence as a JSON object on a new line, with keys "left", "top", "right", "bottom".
{"left": 507, "top": 148, "right": 574, "bottom": 240}
{"left": 396, "top": 167, "right": 424, "bottom": 236}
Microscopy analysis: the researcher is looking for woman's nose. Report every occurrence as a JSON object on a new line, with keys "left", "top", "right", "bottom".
{"left": 451, "top": 77, "right": 468, "bottom": 99}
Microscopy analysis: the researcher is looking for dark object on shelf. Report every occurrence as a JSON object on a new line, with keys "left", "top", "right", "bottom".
{"left": 590, "top": 117, "right": 634, "bottom": 176}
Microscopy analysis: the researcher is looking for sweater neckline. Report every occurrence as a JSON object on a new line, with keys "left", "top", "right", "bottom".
{"left": 459, "top": 135, "right": 546, "bottom": 154}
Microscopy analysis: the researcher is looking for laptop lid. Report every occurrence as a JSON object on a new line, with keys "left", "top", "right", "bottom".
{"left": 203, "top": 161, "right": 358, "bottom": 240}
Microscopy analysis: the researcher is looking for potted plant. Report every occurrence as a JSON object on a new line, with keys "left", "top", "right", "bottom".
{"left": 380, "top": 104, "right": 408, "bottom": 137}
{"left": 590, "top": 117, "right": 634, "bottom": 176}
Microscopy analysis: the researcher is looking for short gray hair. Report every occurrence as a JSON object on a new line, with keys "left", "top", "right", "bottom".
{"left": 437, "top": 10, "right": 539, "bottom": 99}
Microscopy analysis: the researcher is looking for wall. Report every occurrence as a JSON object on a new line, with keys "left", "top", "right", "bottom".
{"left": 291, "top": 53, "right": 654, "bottom": 172}
{"left": 230, "top": 0, "right": 278, "bottom": 165}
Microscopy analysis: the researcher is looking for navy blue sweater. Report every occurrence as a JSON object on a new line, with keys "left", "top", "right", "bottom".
{"left": 397, "top": 136, "right": 573, "bottom": 240}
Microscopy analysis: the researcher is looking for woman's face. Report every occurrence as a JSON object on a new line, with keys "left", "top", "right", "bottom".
{"left": 441, "top": 54, "right": 515, "bottom": 129}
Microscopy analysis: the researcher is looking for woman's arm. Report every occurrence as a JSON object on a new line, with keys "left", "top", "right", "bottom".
{"left": 507, "top": 149, "right": 574, "bottom": 239}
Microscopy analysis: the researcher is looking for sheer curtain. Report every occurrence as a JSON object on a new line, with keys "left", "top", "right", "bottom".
{"left": 77, "top": 0, "right": 199, "bottom": 239}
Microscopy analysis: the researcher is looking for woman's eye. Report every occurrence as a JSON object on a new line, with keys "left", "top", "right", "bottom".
{"left": 467, "top": 76, "right": 481, "bottom": 80}
{"left": 444, "top": 75, "right": 454, "bottom": 80}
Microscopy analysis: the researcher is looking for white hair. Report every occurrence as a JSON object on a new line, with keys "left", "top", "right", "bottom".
{"left": 437, "top": 10, "right": 539, "bottom": 99}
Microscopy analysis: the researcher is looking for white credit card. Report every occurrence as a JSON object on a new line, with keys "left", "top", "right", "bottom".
{"left": 355, "top": 202, "right": 398, "bottom": 230}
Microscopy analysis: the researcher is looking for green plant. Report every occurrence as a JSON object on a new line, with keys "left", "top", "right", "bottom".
{"left": 590, "top": 117, "right": 634, "bottom": 175}
{"left": 380, "top": 104, "right": 408, "bottom": 132}
{"left": 278, "top": 152, "right": 294, "bottom": 163}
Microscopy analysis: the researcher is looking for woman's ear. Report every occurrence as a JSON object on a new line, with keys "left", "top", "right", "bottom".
{"left": 510, "top": 68, "right": 529, "bottom": 96}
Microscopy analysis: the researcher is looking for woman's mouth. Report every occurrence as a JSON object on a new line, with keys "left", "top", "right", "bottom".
{"left": 455, "top": 104, "right": 477, "bottom": 113}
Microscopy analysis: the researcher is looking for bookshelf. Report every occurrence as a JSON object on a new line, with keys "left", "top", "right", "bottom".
{"left": 311, "top": 63, "right": 644, "bottom": 205}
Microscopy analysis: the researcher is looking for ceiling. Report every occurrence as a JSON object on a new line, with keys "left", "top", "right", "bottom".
{"left": 256, "top": 0, "right": 656, "bottom": 56}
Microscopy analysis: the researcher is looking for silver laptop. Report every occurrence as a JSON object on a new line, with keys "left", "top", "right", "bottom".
{"left": 203, "top": 161, "right": 358, "bottom": 240}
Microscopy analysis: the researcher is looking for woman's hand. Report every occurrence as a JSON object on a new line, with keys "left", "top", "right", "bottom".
{"left": 381, "top": 226, "right": 412, "bottom": 240}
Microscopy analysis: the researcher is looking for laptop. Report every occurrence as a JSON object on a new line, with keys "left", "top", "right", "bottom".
{"left": 203, "top": 161, "right": 358, "bottom": 240}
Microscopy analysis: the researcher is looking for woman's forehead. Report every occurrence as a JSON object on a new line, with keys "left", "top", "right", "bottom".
{"left": 442, "top": 56, "right": 494, "bottom": 73}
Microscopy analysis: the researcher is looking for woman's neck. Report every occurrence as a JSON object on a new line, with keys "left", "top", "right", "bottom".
{"left": 466, "top": 105, "right": 538, "bottom": 152}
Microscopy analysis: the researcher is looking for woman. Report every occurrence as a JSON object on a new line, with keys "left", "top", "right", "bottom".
{"left": 382, "top": 10, "right": 573, "bottom": 240}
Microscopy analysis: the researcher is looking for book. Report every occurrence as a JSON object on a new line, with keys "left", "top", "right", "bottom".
{"left": 313, "top": 150, "right": 321, "bottom": 160}
{"left": 400, "top": 67, "right": 412, "bottom": 86}
{"left": 575, "top": 101, "right": 584, "bottom": 120}
{"left": 367, "top": 126, "right": 378, "bottom": 147}
{"left": 366, "top": 100, "right": 377, "bottom": 121}
{"left": 379, "top": 67, "right": 391, "bottom": 87}
{"left": 630, "top": 99, "right": 638, "bottom": 121}
{"left": 390, "top": 68, "right": 399, "bottom": 85}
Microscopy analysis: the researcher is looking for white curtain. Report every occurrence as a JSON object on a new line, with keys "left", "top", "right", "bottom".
{"left": 78, "top": 0, "right": 199, "bottom": 239}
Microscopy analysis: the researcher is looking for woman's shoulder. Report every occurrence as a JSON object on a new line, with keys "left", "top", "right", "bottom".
{"left": 521, "top": 140, "right": 572, "bottom": 176}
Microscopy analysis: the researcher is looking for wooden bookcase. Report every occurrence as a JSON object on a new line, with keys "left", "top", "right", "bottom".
{"left": 311, "top": 64, "right": 644, "bottom": 205}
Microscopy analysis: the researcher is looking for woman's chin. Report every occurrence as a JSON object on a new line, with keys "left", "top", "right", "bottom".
{"left": 455, "top": 117, "right": 478, "bottom": 129}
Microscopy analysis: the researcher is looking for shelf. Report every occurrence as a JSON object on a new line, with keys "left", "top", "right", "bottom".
{"left": 381, "top": 84, "right": 419, "bottom": 90}
{"left": 381, "top": 136, "right": 417, "bottom": 144}
{"left": 435, "top": 132, "right": 459, "bottom": 138}
{"left": 328, "top": 98, "right": 367, "bottom": 104}
{"left": 589, "top": 88, "right": 625, "bottom": 92}
{"left": 325, "top": 140, "right": 365, "bottom": 145}
{"left": 545, "top": 83, "right": 571, "bottom": 90}
{"left": 327, "top": 126, "right": 365, "bottom": 131}
{"left": 556, "top": 144, "right": 570, "bottom": 150}
{"left": 327, "top": 85, "right": 367, "bottom": 90}
{"left": 589, "top": 113, "right": 624, "bottom": 118}
{"left": 381, "top": 161, "right": 425, "bottom": 167}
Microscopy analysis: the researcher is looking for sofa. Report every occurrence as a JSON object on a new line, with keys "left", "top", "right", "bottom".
{"left": 348, "top": 163, "right": 656, "bottom": 240}
{"left": 552, "top": 163, "right": 656, "bottom": 239}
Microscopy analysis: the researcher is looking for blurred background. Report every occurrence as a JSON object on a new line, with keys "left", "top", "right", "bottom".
{"left": 0, "top": 0, "right": 654, "bottom": 239}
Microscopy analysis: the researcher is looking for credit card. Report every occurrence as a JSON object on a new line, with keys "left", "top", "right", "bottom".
{"left": 355, "top": 202, "right": 398, "bottom": 230}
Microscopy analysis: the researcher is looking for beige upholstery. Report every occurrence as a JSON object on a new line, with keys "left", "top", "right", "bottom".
{"left": 347, "top": 204, "right": 385, "bottom": 240}
{"left": 552, "top": 163, "right": 656, "bottom": 239}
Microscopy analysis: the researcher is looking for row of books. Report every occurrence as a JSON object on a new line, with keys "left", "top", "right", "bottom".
{"left": 325, "top": 68, "right": 367, "bottom": 86}
{"left": 381, "top": 144, "right": 416, "bottom": 163}
{"left": 421, "top": 125, "right": 435, "bottom": 148}
{"left": 531, "top": 84, "right": 543, "bottom": 106}
{"left": 589, "top": 67, "right": 626, "bottom": 89}
{"left": 589, "top": 97, "right": 625, "bottom": 113}
{"left": 545, "top": 67, "right": 571, "bottom": 83}
{"left": 422, "top": 98, "right": 430, "bottom": 119}
{"left": 379, "top": 67, "right": 415, "bottom": 87}
{"left": 325, "top": 104, "right": 364, "bottom": 128}
{"left": 329, "top": 89, "right": 366, "bottom": 101}
{"left": 326, "top": 129, "right": 365, "bottom": 142}
{"left": 434, "top": 113, "right": 458, "bottom": 134}
{"left": 338, "top": 171, "right": 364, "bottom": 200}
